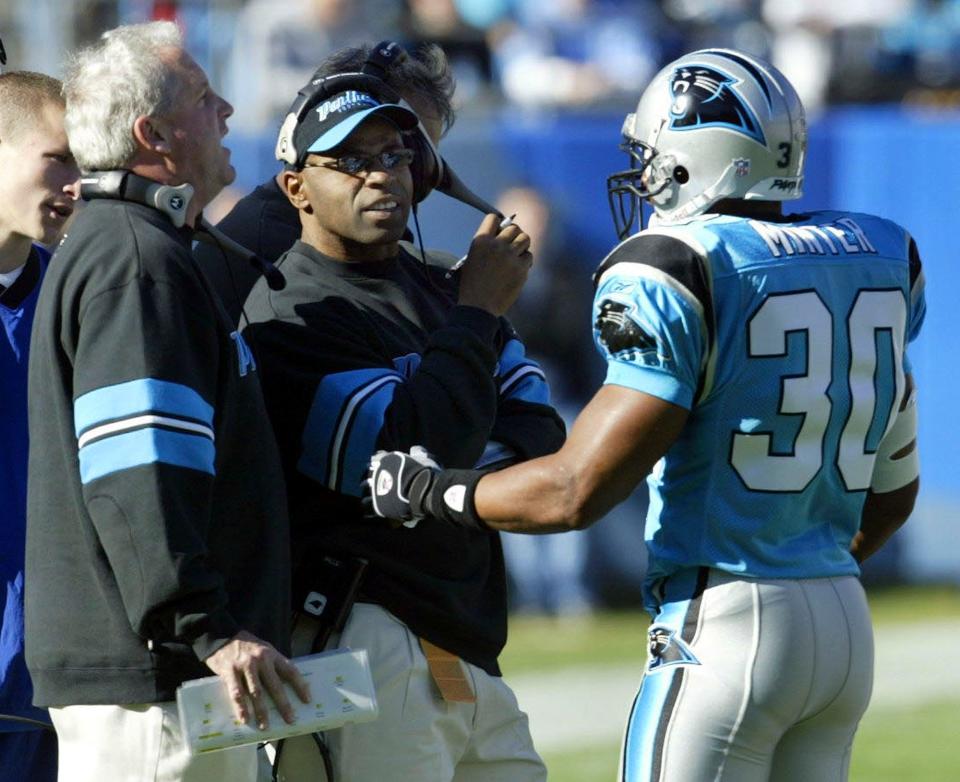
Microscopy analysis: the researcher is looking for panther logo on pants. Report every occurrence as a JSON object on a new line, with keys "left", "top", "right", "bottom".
{"left": 647, "top": 624, "right": 701, "bottom": 672}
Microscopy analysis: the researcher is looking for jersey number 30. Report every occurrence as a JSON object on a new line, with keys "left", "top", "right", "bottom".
{"left": 731, "top": 289, "right": 907, "bottom": 492}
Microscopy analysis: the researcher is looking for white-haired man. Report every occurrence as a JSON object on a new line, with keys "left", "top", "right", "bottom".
{"left": 25, "top": 22, "right": 308, "bottom": 782}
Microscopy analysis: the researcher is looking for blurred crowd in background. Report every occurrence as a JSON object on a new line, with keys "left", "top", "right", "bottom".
{"left": 6, "top": 0, "right": 960, "bottom": 130}
{"left": 3, "top": 0, "right": 953, "bottom": 614}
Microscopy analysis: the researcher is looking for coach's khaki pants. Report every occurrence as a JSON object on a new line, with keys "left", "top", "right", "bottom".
{"left": 274, "top": 603, "right": 546, "bottom": 782}
{"left": 50, "top": 702, "right": 261, "bottom": 782}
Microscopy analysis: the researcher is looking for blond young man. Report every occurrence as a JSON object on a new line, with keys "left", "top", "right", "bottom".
{"left": 0, "top": 70, "right": 79, "bottom": 782}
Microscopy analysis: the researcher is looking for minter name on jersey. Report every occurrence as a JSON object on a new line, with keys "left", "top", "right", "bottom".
{"left": 749, "top": 217, "right": 877, "bottom": 258}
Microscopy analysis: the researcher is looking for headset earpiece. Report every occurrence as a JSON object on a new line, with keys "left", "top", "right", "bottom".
{"left": 401, "top": 121, "right": 443, "bottom": 205}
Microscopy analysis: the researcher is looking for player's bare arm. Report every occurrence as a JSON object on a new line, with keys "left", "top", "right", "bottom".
{"left": 473, "top": 385, "right": 687, "bottom": 532}
{"left": 368, "top": 385, "right": 687, "bottom": 533}
{"left": 851, "top": 480, "right": 919, "bottom": 564}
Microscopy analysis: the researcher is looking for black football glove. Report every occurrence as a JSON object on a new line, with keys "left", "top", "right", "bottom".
{"left": 366, "top": 446, "right": 487, "bottom": 530}
{"left": 366, "top": 446, "right": 437, "bottom": 528}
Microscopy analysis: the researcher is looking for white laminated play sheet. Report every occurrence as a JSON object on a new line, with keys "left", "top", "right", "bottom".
{"left": 176, "top": 648, "right": 378, "bottom": 754}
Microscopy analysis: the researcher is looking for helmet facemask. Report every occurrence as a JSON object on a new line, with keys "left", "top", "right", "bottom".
{"left": 607, "top": 135, "right": 680, "bottom": 240}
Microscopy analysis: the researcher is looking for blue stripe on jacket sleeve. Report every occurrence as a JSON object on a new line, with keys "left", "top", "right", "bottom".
{"left": 78, "top": 427, "right": 216, "bottom": 484}
{"left": 500, "top": 365, "right": 550, "bottom": 404}
{"left": 74, "top": 378, "right": 214, "bottom": 436}
{"left": 337, "top": 380, "right": 401, "bottom": 496}
{"left": 498, "top": 339, "right": 550, "bottom": 404}
{"left": 298, "top": 368, "right": 403, "bottom": 495}
{"left": 498, "top": 339, "right": 528, "bottom": 377}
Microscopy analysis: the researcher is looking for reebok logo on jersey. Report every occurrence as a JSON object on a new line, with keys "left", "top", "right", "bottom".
{"left": 596, "top": 300, "right": 661, "bottom": 358}
{"left": 647, "top": 624, "right": 701, "bottom": 672}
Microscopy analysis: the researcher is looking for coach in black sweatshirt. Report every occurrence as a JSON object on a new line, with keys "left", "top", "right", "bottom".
{"left": 25, "top": 22, "right": 307, "bottom": 781}
{"left": 241, "top": 83, "right": 563, "bottom": 779}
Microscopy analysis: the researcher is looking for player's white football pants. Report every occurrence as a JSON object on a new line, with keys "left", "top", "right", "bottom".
{"left": 620, "top": 568, "right": 874, "bottom": 782}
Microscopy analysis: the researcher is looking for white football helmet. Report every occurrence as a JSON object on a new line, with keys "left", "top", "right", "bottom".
{"left": 608, "top": 49, "right": 807, "bottom": 237}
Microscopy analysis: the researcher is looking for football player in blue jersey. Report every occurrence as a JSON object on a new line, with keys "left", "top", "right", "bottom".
{"left": 368, "top": 49, "right": 924, "bottom": 781}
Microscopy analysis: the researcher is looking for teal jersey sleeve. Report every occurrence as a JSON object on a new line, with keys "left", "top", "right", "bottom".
{"left": 592, "top": 232, "right": 711, "bottom": 410}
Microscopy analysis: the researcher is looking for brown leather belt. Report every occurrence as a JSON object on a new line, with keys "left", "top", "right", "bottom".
{"left": 419, "top": 639, "right": 476, "bottom": 703}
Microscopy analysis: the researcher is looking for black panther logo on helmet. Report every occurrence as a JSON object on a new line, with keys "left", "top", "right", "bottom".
{"left": 668, "top": 65, "right": 765, "bottom": 146}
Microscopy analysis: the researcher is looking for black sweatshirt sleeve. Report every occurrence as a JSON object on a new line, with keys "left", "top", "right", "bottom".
{"left": 246, "top": 298, "right": 503, "bottom": 498}
{"left": 71, "top": 258, "right": 240, "bottom": 660}
{"left": 480, "top": 319, "right": 566, "bottom": 466}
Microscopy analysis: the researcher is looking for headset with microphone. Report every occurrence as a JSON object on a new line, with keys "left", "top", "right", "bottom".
{"left": 79, "top": 170, "right": 286, "bottom": 290}
{"left": 275, "top": 40, "right": 503, "bottom": 218}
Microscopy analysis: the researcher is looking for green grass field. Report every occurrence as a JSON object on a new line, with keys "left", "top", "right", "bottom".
{"left": 500, "top": 584, "right": 960, "bottom": 782}
{"left": 535, "top": 700, "right": 960, "bottom": 782}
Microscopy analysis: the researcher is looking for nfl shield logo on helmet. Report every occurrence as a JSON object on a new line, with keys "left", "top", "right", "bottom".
{"left": 734, "top": 158, "right": 751, "bottom": 177}
{"left": 647, "top": 624, "right": 701, "bottom": 672}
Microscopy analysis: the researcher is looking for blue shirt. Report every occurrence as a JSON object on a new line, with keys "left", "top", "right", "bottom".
{"left": 1, "top": 245, "right": 51, "bottom": 730}
{"left": 592, "top": 211, "right": 925, "bottom": 611}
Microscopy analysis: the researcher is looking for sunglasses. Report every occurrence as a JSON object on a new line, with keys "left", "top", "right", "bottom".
{"left": 301, "top": 148, "right": 415, "bottom": 175}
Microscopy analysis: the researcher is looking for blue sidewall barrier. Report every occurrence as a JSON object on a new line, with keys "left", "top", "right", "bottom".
{"left": 231, "top": 105, "right": 959, "bottom": 582}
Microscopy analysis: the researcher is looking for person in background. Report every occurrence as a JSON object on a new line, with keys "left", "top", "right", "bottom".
{"left": 494, "top": 184, "right": 595, "bottom": 616}
{"left": 369, "top": 48, "right": 924, "bottom": 781}
{"left": 0, "top": 69, "right": 79, "bottom": 782}
{"left": 491, "top": 0, "right": 673, "bottom": 107}
{"left": 401, "top": 0, "right": 495, "bottom": 103}
{"left": 225, "top": 0, "right": 402, "bottom": 133}
{"left": 25, "top": 22, "right": 308, "bottom": 782}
